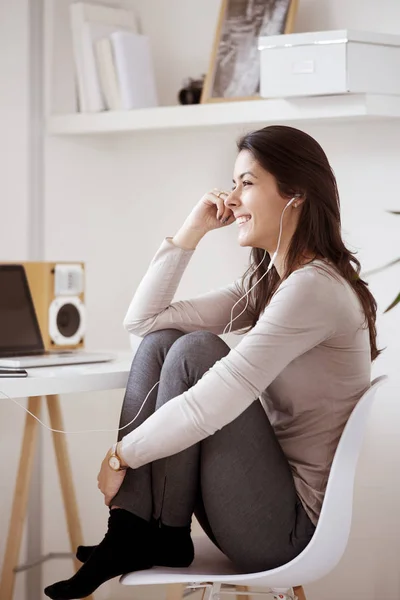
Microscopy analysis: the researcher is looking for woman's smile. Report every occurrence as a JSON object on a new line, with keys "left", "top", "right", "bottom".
{"left": 237, "top": 215, "right": 252, "bottom": 227}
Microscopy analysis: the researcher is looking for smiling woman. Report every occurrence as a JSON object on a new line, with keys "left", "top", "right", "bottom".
{"left": 232, "top": 125, "right": 381, "bottom": 362}
{"left": 45, "top": 125, "right": 379, "bottom": 600}
{"left": 224, "top": 152, "right": 305, "bottom": 268}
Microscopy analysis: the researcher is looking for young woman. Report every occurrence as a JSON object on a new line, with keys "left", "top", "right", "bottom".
{"left": 45, "top": 125, "right": 379, "bottom": 600}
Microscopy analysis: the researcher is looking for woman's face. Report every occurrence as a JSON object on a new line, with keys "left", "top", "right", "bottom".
{"left": 224, "top": 149, "right": 299, "bottom": 253}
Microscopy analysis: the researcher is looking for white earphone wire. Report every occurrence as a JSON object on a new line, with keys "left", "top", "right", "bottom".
{"left": 0, "top": 380, "right": 160, "bottom": 434}
{"left": 1, "top": 197, "right": 298, "bottom": 435}
{"left": 222, "top": 196, "right": 296, "bottom": 335}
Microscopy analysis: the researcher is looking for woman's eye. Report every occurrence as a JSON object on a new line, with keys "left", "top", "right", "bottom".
{"left": 231, "top": 181, "right": 252, "bottom": 190}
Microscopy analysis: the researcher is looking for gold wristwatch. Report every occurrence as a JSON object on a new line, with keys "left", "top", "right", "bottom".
{"left": 108, "top": 443, "right": 128, "bottom": 472}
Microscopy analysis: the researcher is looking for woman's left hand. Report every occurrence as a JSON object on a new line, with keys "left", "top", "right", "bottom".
{"left": 97, "top": 449, "right": 127, "bottom": 506}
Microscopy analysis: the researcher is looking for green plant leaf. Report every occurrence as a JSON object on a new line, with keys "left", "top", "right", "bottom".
{"left": 384, "top": 292, "right": 400, "bottom": 313}
{"left": 363, "top": 257, "right": 400, "bottom": 277}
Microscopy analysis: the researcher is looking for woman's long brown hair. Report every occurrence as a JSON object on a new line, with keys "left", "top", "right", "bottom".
{"left": 234, "top": 125, "right": 380, "bottom": 361}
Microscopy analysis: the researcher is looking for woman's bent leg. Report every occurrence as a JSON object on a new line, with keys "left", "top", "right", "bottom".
{"left": 77, "top": 327, "right": 185, "bottom": 564}
{"left": 113, "top": 329, "right": 231, "bottom": 527}
{"left": 80, "top": 329, "right": 233, "bottom": 568}
{"left": 195, "top": 401, "right": 316, "bottom": 573}
{"left": 111, "top": 328, "right": 186, "bottom": 519}
{"left": 151, "top": 330, "right": 232, "bottom": 528}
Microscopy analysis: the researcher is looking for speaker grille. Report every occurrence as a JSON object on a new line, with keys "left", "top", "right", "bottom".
{"left": 56, "top": 303, "right": 81, "bottom": 338}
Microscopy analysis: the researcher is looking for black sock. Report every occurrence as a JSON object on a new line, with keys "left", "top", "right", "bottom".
{"left": 153, "top": 520, "right": 194, "bottom": 567}
{"left": 44, "top": 509, "right": 153, "bottom": 599}
{"left": 76, "top": 545, "right": 96, "bottom": 563}
{"left": 76, "top": 520, "right": 194, "bottom": 568}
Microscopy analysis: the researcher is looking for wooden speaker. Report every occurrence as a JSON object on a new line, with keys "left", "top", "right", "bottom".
{"left": 22, "top": 262, "right": 86, "bottom": 350}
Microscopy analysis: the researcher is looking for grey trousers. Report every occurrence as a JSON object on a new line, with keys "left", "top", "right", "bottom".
{"left": 112, "top": 329, "right": 315, "bottom": 572}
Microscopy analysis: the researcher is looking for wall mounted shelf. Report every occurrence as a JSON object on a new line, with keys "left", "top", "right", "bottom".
{"left": 47, "top": 94, "right": 400, "bottom": 136}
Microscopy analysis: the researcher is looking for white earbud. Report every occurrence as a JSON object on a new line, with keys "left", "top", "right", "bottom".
{"left": 287, "top": 194, "right": 301, "bottom": 209}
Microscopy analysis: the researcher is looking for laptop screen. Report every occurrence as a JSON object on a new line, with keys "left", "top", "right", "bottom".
{"left": 0, "top": 265, "right": 44, "bottom": 356}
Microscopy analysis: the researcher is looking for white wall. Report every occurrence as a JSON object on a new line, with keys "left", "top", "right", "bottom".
{"left": 2, "top": 1, "right": 400, "bottom": 599}
{"left": 0, "top": 0, "right": 30, "bottom": 260}
{"left": 0, "top": 2, "right": 31, "bottom": 600}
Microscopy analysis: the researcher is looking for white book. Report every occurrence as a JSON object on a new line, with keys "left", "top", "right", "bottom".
{"left": 69, "top": 2, "right": 138, "bottom": 113}
{"left": 49, "top": 0, "right": 78, "bottom": 114}
{"left": 110, "top": 31, "right": 158, "bottom": 110}
{"left": 94, "top": 37, "right": 122, "bottom": 110}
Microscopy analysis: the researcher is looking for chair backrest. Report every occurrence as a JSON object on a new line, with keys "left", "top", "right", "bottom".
{"left": 260, "top": 375, "right": 387, "bottom": 585}
{"left": 278, "top": 375, "right": 388, "bottom": 585}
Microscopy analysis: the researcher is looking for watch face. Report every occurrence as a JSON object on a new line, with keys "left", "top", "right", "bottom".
{"left": 109, "top": 456, "right": 120, "bottom": 471}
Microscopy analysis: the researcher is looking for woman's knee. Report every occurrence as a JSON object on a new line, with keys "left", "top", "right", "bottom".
{"left": 128, "top": 329, "right": 186, "bottom": 379}
{"left": 164, "top": 330, "right": 230, "bottom": 368}
{"left": 140, "top": 328, "right": 185, "bottom": 351}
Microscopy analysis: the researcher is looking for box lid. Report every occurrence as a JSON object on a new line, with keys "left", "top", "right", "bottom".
{"left": 258, "top": 29, "right": 400, "bottom": 50}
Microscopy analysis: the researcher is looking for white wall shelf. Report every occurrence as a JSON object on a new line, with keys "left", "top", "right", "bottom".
{"left": 47, "top": 93, "right": 400, "bottom": 135}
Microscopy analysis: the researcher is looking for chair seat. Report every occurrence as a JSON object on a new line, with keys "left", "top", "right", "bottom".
{"left": 120, "top": 535, "right": 240, "bottom": 586}
{"left": 120, "top": 534, "right": 307, "bottom": 588}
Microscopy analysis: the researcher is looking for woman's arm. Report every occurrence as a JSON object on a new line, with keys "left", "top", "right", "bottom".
{"left": 171, "top": 223, "right": 206, "bottom": 250}
{"left": 119, "top": 265, "right": 341, "bottom": 469}
{"left": 123, "top": 235, "right": 253, "bottom": 336}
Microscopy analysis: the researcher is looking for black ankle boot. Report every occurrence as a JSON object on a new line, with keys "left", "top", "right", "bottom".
{"left": 152, "top": 519, "right": 194, "bottom": 568}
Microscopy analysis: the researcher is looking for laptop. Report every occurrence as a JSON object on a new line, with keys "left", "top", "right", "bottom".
{"left": 0, "top": 264, "right": 114, "bottom": 368}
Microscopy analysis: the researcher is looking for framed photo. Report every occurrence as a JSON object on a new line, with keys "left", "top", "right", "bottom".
{"left": 201, "top": 0, "right": 298, "bottom": 103}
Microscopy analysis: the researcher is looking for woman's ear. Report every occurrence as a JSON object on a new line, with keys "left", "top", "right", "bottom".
{"left": 293, "top": 193, "right": 306, "bottom": 208}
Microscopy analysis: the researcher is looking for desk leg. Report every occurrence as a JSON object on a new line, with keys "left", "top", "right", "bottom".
{"left": 0, "top": 396, "right": 41, "bottom": 600}
{"left": 166, "top": 584, "right": 185, "bottom": 600}
{"left": 236, "top": 585, "right": 250, "bottom": 600}
{"left": 46, "top": 395, "right": 93, "bottom": 600}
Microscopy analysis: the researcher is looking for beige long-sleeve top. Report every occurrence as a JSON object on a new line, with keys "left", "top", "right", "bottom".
{"left": 120, "top": 237, "right": 371, "bottom": 525}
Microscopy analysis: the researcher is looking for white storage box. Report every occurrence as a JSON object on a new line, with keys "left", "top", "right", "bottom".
{"left": 258, "top": 30, "right": 400, "bottom": 98}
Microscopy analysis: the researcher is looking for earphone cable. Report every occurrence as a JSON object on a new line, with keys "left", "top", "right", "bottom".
{"left": 223, "top": 198, "right": 293, "bottom": 335}
{"left": 1, "top": 199, "right": 295, "bottom": 435}
{"left": 0, "top": 380, "right": 159, "bottom": 434}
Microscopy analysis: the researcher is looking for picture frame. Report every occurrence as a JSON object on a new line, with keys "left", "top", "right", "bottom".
{"left": 201, "top": 0, "right": 298, "bottom": 103}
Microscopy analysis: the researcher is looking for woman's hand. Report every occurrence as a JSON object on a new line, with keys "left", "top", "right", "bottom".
{"left": 97, "top": 449, "right": 127, "bottom": 506}
{"left": 183, "top": 189, "right": 235, "bottom": 234}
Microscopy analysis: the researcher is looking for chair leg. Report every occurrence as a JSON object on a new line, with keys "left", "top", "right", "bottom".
{"left": 236, "top": 584, "right": 250, "bottom": 600}
{"left": 166, "top": 583, "right": 185, "bottom": 600}
{"left": 293, "top": 586, "right": 307, "bottom": 600}
{"left": 205, "top": 583, "right": 221, "bottom": 600}
{"left": 0, "top": 396, "right": 41, "bottom": 600}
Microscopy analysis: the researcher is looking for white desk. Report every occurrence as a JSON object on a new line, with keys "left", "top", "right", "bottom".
{"left": 0, "top": 352, "right": 134, "bottom": 600}
{"left": 0, "top": 352, "right": 134, "bottom": 398}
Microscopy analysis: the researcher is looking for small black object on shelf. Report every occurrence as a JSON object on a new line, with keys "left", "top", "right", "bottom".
{"left": 178, "top": 75, "right": 205, "bottom": 105}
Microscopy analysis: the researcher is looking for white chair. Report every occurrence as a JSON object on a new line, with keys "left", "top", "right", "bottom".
{"left": 120, "top": 375, "right": 387, "bottom": 600}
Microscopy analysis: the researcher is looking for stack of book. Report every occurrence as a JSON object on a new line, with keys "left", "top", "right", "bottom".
{"left": 70, "top": 2, "right": 158, "bottom": 113}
